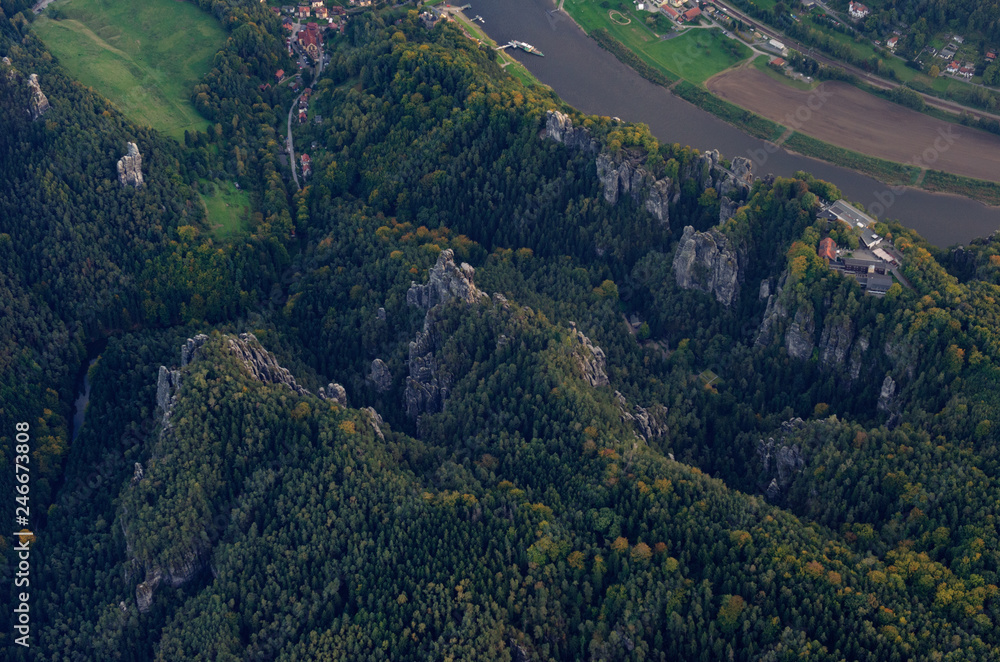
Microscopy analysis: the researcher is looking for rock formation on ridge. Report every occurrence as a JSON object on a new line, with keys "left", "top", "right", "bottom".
{"left": 117, "top": 142, "right": 144, "bottom": 187}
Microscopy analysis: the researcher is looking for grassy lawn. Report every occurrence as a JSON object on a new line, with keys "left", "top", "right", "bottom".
{"left": 33, "top": 0, "right": 226, "bottom": 140}
{"left": 200, "top": 180, "right": 250, "bottom": 239}
{"left": 563, "top": 0, "right": 750, "bottom": 84}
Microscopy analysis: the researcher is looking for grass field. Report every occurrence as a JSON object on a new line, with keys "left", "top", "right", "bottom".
{"left": 200, "top": 181, "right": 250, "bottom": 239}
{"left": 563, "top": 0, "right": 750, "bottom": 83}
{"left": 34, "top": 0, "right": 227, "bottom": 140}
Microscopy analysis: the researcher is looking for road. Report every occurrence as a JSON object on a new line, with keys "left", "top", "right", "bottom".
{"left": 712, "top": 0, "right": 1000, "bottom": 124}
{"left": 287, "top": 90, "right": 303, "bottom": 191}
{"left": 284, "top": 24, "right": 326, "bottom": 192}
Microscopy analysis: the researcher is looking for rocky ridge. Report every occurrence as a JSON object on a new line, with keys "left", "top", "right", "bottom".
{"left": 117, "top": 142, "right": 144, "bottom": 187}
{"left": 404, "top": 249, "right": 488, "bottom": 418}
{"left": 543, "top": 111, "right": 755, "bottom": 230}
{"left": 569, "top": 322, "right": 609, "bottom": 388}
{"left": 138, "top": 333, "right": 353, "bottom": 611}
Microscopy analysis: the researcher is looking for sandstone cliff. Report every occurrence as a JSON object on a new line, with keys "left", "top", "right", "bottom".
{"left": 27, "top": 73, "right": 50, "bottom": 120}
{"left": 404, "top": 249, "right": 488, "bottom": 418}
{"left": 542, "top": 111, "right": 754, "bottom": 230}
{"left": 672, "top": 225, "right": 742, "bottom": 306}
{"left": 569, "top": 322, "right": 609, "bottom": 388}
{"left": 117, "top": 142, "right": 144, "bottom": 187}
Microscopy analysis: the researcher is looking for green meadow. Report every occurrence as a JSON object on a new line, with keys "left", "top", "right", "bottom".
{"left": 562, "top": 0, "right": 751, "bottom": 84}
{"left": 199, "top": 180, "right": 250, "bottom": 239}
{"left": 34, "top": 0, "right": 227, "bottom": 140}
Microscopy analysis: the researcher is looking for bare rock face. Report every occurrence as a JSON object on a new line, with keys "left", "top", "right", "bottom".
{"left": 135, "top": 551, "right": 206, "bottom": 613}
{"left": 368, "top": 358, "right": 392, "bottom": 393}
{"left": 363, "top": 407, "right": 385, "bottom": 441}
{"left": 614, "top": 391, "right": 667, "bottom": 441}
{"left": 117, "top": 142, "right": 144, "bottom": 187}
{"left": 27, "top": 73, "right": 50, "bottom": 120}
{"left": 319, "top": 383, "right": 347, "bottom": 406}
{"left": 543, "top": 113, "right": 674, "bottom": 225}
{"left": 544, "top": 110, "right": 598, "bottom": 152}
{"left": 227, "top": 333, "right": 310, "bottom": 396}
{"left": 407, "top": 249, "right": 487, "bottom": 310}
{"left": 847, "top": 331, "right": 870, "bottom": 382}
{"left": 644, "top": 177, "right": 672, "bottom": 225}
{"left": 757, "top": 419, "right": 806, "bottom": 501}
{"left": 404, "top": 250, "right": 488, "bottom": 418}
{"left": 758, "top": 279, "right": 771, "bottom": 301}
{"left": 180, "top": 334, "right": 209, "bottom": 366}
{"left": 877, "top": 375, "right": 896, "bottom": 412}
{"left": 719, "top": 195, "right": 739, "bottom": 224}
{"left": 784, "top": 307, "right": 815, "bottom": 361}
{"left": 818, "top": 316, "right": 854, "bottom": 369}
{"left": 672, "top": 225, "right": 742, "bottom": 307}
{"left": 569, "top": 322, "right": 608, "bottom": 388}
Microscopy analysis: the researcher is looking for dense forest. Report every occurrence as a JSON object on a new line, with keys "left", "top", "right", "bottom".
{"left": 3, "top": 1, "right": 1000, "bottom": 660}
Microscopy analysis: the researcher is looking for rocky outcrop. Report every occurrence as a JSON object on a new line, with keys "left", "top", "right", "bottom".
{"left": 318, "top": 383, "right": 347, "bottom": 406}
{"left": 644, "top": 177, "right": 672, "bottom": 225}
{"left": 544, "top": 110, "right": 598, "bottom": 152}
{"left": 847, "top": 331, "right": 870, "bottom": 382}
{"left": 784, "top": 306, "right": 815, "bottom": 361}
{"left": 672, "top": 225, "right": 742, "bottom": 306}
{"left": 569, "top": 322, "right": 608, "bottom": 388}
{"left": 363, "top": 407, "right": 385, "bottom": 441}
{"left": 368, "top": 358, "right": 392, "bottom": 393}
{"left": 757, "top": 419, "right": 806, "bottom": 501}
{"left": 818, "top": 316, "right": 854, "bottom": 369}
{"left": 227, "top": 333, "right": 310, "bottom": 396}
{"left": 877, "top": 375, "right": 896, "bottom": 412}
{"left": 404, "top": 250, "right": 488, "bottom": 418}
{"left": 180, "top": 334, "right": 209, "bottom": 366}
{"left": 758, "top": 279, "right": 771, "bottom": 301}
{"left": 117, "top": 142, "right": 144, "bottom": 187}
{"left": 719, "top": 195, "right": 739, "bottom": 224}
{"left": 132, "top": 462, "right": 144, "bottom": 485}
{"left": 27, "top": 73, "right": 50, "bottom": 120}
{"left": 135, "top": 551, "right": 206, "bottom": 613}
{"left": 407, "top": 249, "right": 487, "bottom": 310}
{"left": 615, "top": 391, "right": 667, "bottom": 441}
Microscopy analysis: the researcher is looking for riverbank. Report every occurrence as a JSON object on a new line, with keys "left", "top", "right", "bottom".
{"left": 591, "top": 29, "right": 1000, "bottom": 207}
{"left": 467, "top": 0, "right": 1000, "bottom": 245}
{"left": 556, "top": 3, "right": 1000, "bottom": 206}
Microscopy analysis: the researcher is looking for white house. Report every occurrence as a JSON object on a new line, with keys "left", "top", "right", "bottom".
{"left": 848, "top": 1, "right": 869, "bottom": 19}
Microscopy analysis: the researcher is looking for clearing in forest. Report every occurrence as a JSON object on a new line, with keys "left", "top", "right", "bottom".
{"left": 33, "top": 0, "right": 226, "bottom": 140}
{"left": 200, "top": 180, "right": 250, "bottom": 239}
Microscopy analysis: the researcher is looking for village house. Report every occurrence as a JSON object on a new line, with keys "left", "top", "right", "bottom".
{"left": 310, "top": 0, "right": 324, "bottom": 7}
{"left": 662, "top": 5, "right": 680, "bottom": 20}
{"left": 988, "top": 51, "right": 997, "bottom": 61}
{"left": 315, "top": 6, "right": 328, "bottom": 19}
{"left": 297, "top": 5, "right": 310, "bottom": 18}
{"left": 275, "top": 69, "right": 285, "bottom": 81}
{"left": 298, "top": 22, "right": 323, "bottom": 61}
{"left": 818, "top": 237, "right": 837, "bottom": 261}
{"left": 682, "top": 7, "right": 701, "bottom": 22}
{"left": 848, "top": 1, "right": 869, "bottom": 19}
{"left": 946, "top": 60, "right": 960, "bottom": 74}
{"left": 770, "top": 56, "right": 786, "bottom": 67}
{"left": 886, "top": 36, "right": 898, "bottom": 50}
{"left": 300, "top": 154, "right": 312, "bottom": 178}
{"left": 959, "top": 65, "right": 974, "bottom": 79}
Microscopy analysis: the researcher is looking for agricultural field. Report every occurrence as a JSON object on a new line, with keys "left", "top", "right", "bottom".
{"left": 562, "top": 0, "right": 751, "bottom": 84}
{"left": 34, "top": 0, "right": 227, "bottom": 140}
{"left": 707, "top": 68, "right": 1000, "bottom": 183}
{"left": 199, "top": 180, "right": 250, "bottom": 239}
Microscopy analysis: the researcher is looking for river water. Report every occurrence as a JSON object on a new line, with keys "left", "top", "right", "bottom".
{"left": 470, "top": 0, "right": 1000, "bottom": 247}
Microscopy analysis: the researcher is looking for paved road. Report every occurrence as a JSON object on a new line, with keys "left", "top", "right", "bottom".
{"left": 712, "top": 0, "right": 1000, "bottom": 124}
{"left": 287, "top": 90, "right": 303, "bottom": 191}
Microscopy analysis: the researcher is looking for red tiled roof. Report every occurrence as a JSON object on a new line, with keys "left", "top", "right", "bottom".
{"left": 683, "top": 7, "right": 701, "bottom": 20}
{"left": 819, "top": 237, "right": 836, "bottom": 261}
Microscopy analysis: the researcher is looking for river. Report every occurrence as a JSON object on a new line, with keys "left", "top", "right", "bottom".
{"left": 469, "top": 0, "right": 1000, "bottom": 247}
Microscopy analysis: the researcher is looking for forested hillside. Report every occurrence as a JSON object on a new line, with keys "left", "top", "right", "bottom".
{"left": 3, "top": 2, "right": 1000, "bottom": 661}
